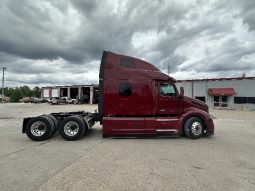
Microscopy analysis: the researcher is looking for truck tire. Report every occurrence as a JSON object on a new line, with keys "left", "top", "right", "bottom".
{"left": 184, "top": 117, "right": 204, "bottom": 139}
{"left": 59, "top": 116, "right": 85, "bottom": 141}
{"left": 41, "top": 115, "right": 55, "bottom": 136}
{"left": 25, "top": 116, "right": 53, "bottom": 141}
{"left": 46, "top": 115, "right": 59, "bottom": 136}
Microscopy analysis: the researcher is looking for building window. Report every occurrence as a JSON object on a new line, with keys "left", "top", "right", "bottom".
{"left": 195, "top": 96, "right": 205, "bottom": 102}
{"left": 214, "top": 96, "right": 228, "bottom": 107}
{"left": 248, "top": 97, "right": 255, "bottom": 104}
{"left": 234, "top": 97, "right": 246, "bottom": 104}
{"left": 120, "top": 58, "right": 136, "bottom": 68}
{"left": 234, "top": 97, "right": 255, "bottom": 104}
{"left": 119, "top": 83, "right": 132, "bottom": 96}
{"left": 159, "top": 83, "right": 176, "bottom": 97}
{"left": 214, "top": 96, "right": 220, "bottom": 107}
{"left": 221, "top": 96, "right": 228, "bottom": 107}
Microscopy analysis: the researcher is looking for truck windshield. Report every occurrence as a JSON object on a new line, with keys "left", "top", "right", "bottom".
{"left": 160, "top": 83, "right": 176, "bottom": 97}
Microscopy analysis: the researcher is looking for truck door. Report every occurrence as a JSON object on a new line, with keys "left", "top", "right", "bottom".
{"left": 156, "top": 82, "right": 183, "bottom": 116}
{"left": 105, "top": 80, "right": 146, "bottom": 135}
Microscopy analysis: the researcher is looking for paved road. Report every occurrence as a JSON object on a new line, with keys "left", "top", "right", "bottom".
{"left": 0, "top": 104, "right": 255, "bottom": 191}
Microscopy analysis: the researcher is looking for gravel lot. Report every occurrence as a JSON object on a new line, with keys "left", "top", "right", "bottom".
{"left": 0, "top": 103, "right": 255, "bottom": 191}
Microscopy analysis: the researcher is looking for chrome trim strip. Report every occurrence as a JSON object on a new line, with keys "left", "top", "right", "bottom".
{"left": 156, "top": 129, "right": 178, "bottom": 132}
{"left": 156, "top": 119, "right": 178, "bottom": 122}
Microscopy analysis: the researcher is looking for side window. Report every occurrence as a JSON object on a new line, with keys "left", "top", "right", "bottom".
{"left": 119, "top": 83, "right": 132, "bottom": 96}
{"left": 160, "top": 83, "right": 176, "bottom": 97}
{"left": 120, "top": 58, "right": 136, "bottom": 68}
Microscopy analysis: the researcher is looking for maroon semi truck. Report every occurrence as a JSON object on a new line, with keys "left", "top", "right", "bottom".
{"left": 22, "top": 51, "right": 214, "bottom": 141}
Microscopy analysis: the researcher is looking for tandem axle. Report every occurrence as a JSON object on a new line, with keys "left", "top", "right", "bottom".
{"left": 22, "top": 112, "right": 101, "bottom": 141}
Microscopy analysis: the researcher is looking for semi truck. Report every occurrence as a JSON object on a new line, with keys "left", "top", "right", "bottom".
{"left": 22, "top": 51, "right": 214, "bottom": 141}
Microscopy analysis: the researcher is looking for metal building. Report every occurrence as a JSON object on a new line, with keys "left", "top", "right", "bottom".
{"left": 41, "top": 84, "right": 99, "bottom": 104}
{"left": 175, "top": 77, "right": 255, "bottom": 110}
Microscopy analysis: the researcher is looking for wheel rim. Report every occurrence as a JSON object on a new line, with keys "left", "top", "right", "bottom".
{"left": 64, "top": 121, "right": 79, "bottom": 136}
{"left": 31, "top": 121, "right": 47, "bottom": 136}
{"left": 191, "top": 121, "right": 202, "bottom": 136}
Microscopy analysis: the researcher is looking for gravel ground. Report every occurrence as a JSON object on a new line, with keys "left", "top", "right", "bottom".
{"left": 0, "top": 103, "right": 255, "bottom": 191}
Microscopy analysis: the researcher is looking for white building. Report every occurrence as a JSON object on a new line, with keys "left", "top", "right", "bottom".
{"left": 41, "top": 84, "right": 99, "bottom": 104}
{"left": 175, "top": 77, "right": 255, "bottom": 110}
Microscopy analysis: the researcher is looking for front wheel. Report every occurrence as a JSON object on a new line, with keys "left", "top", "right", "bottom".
{"left": 184, "top": 117, "right": 204, "bottom": 139}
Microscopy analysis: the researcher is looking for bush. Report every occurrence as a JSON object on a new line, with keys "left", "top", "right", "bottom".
{"left": 0, "top": 86, "right": 41, "bottom": 102}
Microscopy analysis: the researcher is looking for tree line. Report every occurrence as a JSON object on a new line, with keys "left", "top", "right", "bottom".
{"left": 0, "top": 86, "right": 41, "bottom": 102}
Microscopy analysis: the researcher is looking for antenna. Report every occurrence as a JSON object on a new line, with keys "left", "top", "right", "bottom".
{"left": 167, "top": 62, "right": 170, "bottom": 76}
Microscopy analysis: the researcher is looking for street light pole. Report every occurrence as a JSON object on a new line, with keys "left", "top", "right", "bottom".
{"left": 1, "top": 67, "right": 7, "bottom": 103}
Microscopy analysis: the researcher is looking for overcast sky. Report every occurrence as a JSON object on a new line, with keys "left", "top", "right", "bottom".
{"left": 0, "top": 0, "right": 255, "bottom": 87}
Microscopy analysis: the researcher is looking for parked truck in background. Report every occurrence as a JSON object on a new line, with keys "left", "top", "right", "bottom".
{"left": 22, "top": 51, "right": 214, "bottom": 141}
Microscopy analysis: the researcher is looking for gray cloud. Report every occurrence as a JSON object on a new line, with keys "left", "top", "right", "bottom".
{"left": 214, "top": 0, "right": 255, "bottom": 32}
{"left": 0, "top": 0, "right": 255, "bottom": 87}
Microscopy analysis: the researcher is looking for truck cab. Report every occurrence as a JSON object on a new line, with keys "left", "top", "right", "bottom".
{"left": 99, "top": 51, "right": 214, "bottom": 139}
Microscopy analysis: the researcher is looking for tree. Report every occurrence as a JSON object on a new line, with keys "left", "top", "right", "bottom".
{"left": 0, "top": 87, "right": 13, "bottom": 97}
{"left": 1, "top": 86, "right": 41, "bottom": 102}
{"left": 20, "top": 86, "right": 32, "bottom": 97}
{"left": 10, "top": 88, "right": 23, "bottom": 102}
{"left": 33, "top": 87, "right": 41, "bottom": 98}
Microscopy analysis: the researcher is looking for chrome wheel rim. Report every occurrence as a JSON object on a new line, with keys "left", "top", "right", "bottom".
{"left": 191, "top": 121, "right": 202, "bottom": 136}
{"left": 64, "top": 121, "right": 79, "bottom": 136}
{"left": 31, "top": 121, "right": 46, "bottom": 136}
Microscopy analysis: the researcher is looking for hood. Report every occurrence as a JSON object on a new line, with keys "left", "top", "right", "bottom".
{"left": 183, "top": 96, "right": 209, "bottom": 113}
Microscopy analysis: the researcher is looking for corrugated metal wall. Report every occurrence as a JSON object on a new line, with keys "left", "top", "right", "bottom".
{"left": 176, "top": 79, "right": 255, "bottom": 109}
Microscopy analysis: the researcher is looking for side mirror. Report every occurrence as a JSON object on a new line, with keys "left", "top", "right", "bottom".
{"left": 179, "top": 87, "right": 184, "bottom": 98}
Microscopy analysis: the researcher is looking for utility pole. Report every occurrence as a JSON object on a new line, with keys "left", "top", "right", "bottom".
{"left": 1, "top": 67, "right": 7, "bottom": 103}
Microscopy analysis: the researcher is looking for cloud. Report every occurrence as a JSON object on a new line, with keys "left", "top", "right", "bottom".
{"left": 0, "top": 0, "right": 255, "bottom": 87}
{"left": 0, "top": 0, "right": 84, "bottom": 61}
{"left": 213, "top": 0, "right": 255, "bottom": 32}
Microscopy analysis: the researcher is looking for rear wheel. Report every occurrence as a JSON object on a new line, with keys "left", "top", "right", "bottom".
{"left": 46, "top": 115, "right": 59, "bottom": 136}
{"left": 59, "top": 116, "right": 85, "bottom": 141}
{"left": 25, "top": 116, "right": 53, "bottom": 141}
{"left": 184, "top": 117, "right": 204, "bottom": 139}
